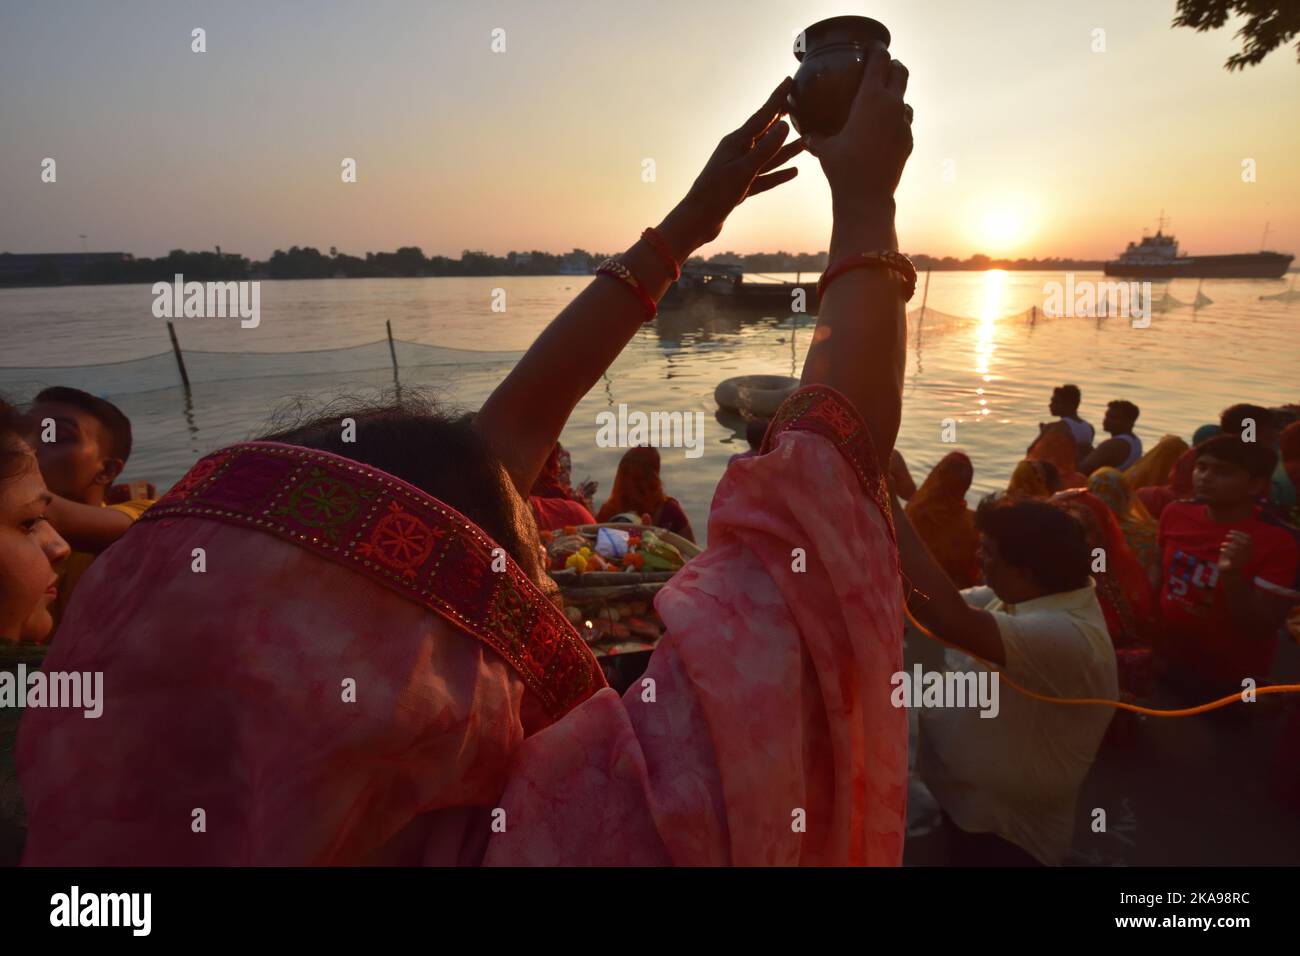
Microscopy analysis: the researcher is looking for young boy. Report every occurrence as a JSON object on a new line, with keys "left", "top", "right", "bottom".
{"left": 1031, "top": 384, "right": 1095, "bottom": 465}
{"left": 1079, "top": 400, "right": 1142, "bottom": 474}
{"left": 1155, "top": 435, "right": 1299, "bottom": 698}
{"left": 24, "top": 387, "right": 155, "bottom": 636}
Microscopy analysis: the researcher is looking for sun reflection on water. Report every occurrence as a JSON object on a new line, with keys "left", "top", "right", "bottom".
{"left": 973, "top": 270, "right": 1005, "bottom": 415}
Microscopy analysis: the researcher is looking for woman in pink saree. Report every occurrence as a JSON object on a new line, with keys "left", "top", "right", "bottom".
{"left": 19, "top": 56, "right": 917, "bottom": 867}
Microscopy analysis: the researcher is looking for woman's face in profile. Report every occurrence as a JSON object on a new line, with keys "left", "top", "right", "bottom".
{"left": 0, "top": 449, "right": 71, "bottom": 642}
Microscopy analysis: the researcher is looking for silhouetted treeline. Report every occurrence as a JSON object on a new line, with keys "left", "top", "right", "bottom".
{"left": 694, "top": 250, "right": 1106, "bottom": 272}
{"left": 912, "top": 253, "right": 1108, "bottom": 271}
{"left": 0, "top": 250, "right": 251, "bottom": 286}
{"left": 2, "top": 246, "right": 1109, "bottom": 287}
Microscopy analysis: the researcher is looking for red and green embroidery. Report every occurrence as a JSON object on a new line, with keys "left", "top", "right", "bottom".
{"left": 279, "top": 468, "right": 367, "bottom": 533}
{"left": 144, "top": 442, "right": 605, "bottom": 722}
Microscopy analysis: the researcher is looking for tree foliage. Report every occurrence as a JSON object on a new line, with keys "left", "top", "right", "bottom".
{"left": 1173, "top": 0, "right": 1300, "bottom": 70}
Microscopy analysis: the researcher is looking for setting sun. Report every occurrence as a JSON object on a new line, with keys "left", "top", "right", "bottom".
{"left": 963, "top": 195, "right": 1039, "bottom": 257}
{"left": 982, "top": 211, "right": 1022, "bottom": 248}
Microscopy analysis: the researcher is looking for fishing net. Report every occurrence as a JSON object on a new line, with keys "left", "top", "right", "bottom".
{"left": 0, "top": 338, "right": 523, "bottom": 400}
{"left": 1259, "top": 288, "right": 1300, "bottom": 302}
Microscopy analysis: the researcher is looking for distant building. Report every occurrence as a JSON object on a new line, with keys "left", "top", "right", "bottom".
{"left": 559, "top": 252, "right": 590, "bottom": 274}
{"left": 0, "top": 252, "right": 132, "bottom": 284}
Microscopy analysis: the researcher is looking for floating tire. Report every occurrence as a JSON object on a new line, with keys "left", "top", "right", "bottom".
{"left": 713, "top": 375, "right": 799, "bottom": 419}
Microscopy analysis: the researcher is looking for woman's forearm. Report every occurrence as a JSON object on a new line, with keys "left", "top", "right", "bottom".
{"left": 47, "top": 495, "right": 132, "bottom": 553}
{"left": 799, "top": 198, "right": 906, "bottom": 458}
{"left": 477, "top": 77, "right": 804, "bottom": 494}
{"left": 893, "top": 498, "right": 1005, "bottom": 665}
{"left": 476, "top": 202, "right": 707, "bottom": 496}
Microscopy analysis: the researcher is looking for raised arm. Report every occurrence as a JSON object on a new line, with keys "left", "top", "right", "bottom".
{"left": 476, "top": 79, "right": 805, "bottom": 496}
{"left": 798, "top": 48, "right": 913, "bottom": 459}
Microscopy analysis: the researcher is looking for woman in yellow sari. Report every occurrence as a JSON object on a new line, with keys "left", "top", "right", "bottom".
{"left": 1006, "top": 459, "right": 1055, "bottom": 498}
{"left": 1122, "top": 434, "right": 1188, "bottom": 491}
{"left": 1089, "top": 466, "right": 1159, "bottom": 585}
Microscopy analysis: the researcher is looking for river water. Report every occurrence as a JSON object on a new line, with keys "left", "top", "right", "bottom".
{"left": 2, "top": 271, "right": 1296, "bottom": 543}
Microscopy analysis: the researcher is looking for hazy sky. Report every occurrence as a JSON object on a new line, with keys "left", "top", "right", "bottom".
{"left": 2, "top": 0, "right": 1297, "bottom": 260}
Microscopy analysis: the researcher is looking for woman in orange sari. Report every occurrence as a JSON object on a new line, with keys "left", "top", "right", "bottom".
{"left": 905, "top": 451, "right": 979, "bottom": 587}
{"left": 1028, "top": 423, "right": 1087, "bottom": 489}
{"left": 18, "top": 65, "right": 918, "bottom": 867}
{"left": 596, "top": 446, "right": 696, "bottom": 543}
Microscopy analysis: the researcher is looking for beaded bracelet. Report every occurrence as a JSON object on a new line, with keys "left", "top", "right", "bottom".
{"left": 596, "top": 257, "right": 657, "bottom": 322}
{"left": 817, "top": 251, "right": 918, "bottom": 303}
{"left": 640, "top": 227, "right": 682, "bottom": 282}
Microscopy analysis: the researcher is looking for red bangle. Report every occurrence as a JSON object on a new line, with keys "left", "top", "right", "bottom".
{"left": 641, "top": 227, "right": 682, "bottom": 282}
{"left": 817, "top": 251, "right": 917, "bottom": 303}
{"left": 596, "top": 257, "right": 657, "bottom": 322}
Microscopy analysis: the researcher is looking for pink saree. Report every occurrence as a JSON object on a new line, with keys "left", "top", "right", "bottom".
{"left": 19, "top": 385, "right": 905, "bottom": 866}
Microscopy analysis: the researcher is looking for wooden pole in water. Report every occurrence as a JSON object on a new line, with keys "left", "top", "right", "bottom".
{"left": 914, "top": 269, "right": 932, "bottom": 355}
{"left": 166, "top": 321, "right": 191, "bottom": 391}
{"left": 386, "top": 320, "right": 400, "bottom": 387}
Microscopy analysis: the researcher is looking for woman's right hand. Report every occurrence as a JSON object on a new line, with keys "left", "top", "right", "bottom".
{"left": 803, "top": 47, "right": 913, "bottom": 209}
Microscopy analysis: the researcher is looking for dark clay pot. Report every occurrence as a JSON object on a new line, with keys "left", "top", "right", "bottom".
{"left": 788, "top": 15, "right": 891, "bottom": 138}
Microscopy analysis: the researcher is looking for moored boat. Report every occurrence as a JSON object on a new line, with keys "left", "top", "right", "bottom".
{"left": 1104, "top": 218, "right": 1293, "bottom": 279}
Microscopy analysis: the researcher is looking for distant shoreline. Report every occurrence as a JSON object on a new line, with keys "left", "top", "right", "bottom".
{"left": 1, "top": 264, "right": 1109, "bottom": 290}
{"left": 2, "top": 246, "right": 1293, "bottom": 290}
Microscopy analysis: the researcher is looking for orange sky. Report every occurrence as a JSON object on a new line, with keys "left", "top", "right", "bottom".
{"left": 2, "top": 0, "right": 1296, "bottom": 261}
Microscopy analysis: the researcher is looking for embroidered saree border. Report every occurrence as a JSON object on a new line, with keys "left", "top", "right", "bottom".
{"left": 760, "top": 384, "right": 896, "bottom": 542}
{"left": 139, "top": 441, "right": 605, "bottom": 722}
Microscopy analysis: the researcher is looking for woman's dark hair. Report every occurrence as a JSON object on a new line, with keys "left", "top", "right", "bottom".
{"left": 1, "top": 397, "right": 34, "bottom": 483}
{"left": 257, "top": 393, "right": 534, "bottom": 567}
{"left": 1194, "top": 433, "right": 1278, "bottom": 480}
{"left": 975, "top": 494, "right": 1090, "bottom": 593}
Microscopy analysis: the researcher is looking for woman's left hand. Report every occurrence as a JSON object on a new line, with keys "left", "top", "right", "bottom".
{"left": 664, "top": 77, "right": 805, "bottom": 250}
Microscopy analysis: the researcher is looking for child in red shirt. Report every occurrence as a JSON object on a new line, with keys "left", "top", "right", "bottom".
{"left": 1156, "top": 435, "right": 1300, "bottom": 697}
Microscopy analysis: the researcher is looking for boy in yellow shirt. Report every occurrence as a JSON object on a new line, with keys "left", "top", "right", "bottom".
{"left": 24, "top": 387, "right": 156, "bottom": 638}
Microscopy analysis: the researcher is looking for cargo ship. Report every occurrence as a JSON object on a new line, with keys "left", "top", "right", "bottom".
{"left": 1104, "top": 219, "right": 1293, "bottom": 279}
